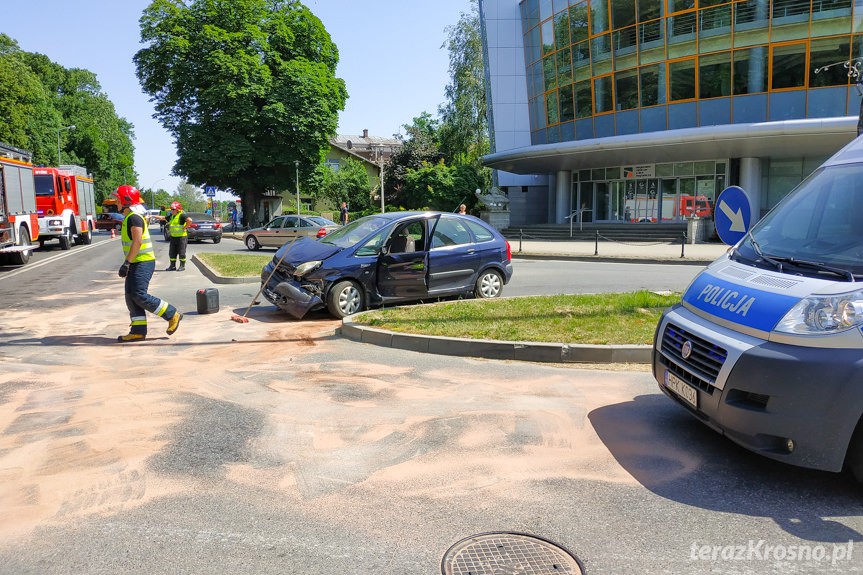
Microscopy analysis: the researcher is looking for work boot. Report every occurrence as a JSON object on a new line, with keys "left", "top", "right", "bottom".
{"left": 117, "top": 333, "right": 146, "bottom": 343}
{"left": 178, "top": 263, "right": 185, "bottom": 271}
{"left": 166, "top": 264, "right": 176, "bottom": 271}
{"left": 167, "top": 312, "right": 182, "bottom": 336}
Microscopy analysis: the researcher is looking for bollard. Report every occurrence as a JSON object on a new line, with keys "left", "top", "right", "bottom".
{"left": 595, "top": 229, "right": 599, "bottom": 256}
{"left": 680, "top": 232, "right": 686, "bottom": 258}
{"left": 519, "top": 228, "right": 523, "bottom": 253}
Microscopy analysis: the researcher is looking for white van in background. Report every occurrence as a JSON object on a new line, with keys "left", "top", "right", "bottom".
{"left": 653, "top": 136, "right": 863, "bottom": 482}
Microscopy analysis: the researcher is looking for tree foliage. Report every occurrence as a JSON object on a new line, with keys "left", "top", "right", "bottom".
{"left": 0, "top": 34, "right": 137, "bottom": 203}
{"left": 438, "top": 0, "right": 490, "bottom": 171}
{"left": 313, "top": 157, "right": 372, "bottom": 212}
{"left": 135, "top": 0, "right": 347, "bottom": 226}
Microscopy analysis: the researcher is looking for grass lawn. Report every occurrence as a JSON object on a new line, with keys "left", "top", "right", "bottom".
{"left": 196, "top": 252, "right": 271, "bottom": 277}
{"left": 354, "top": 290, "right": 680, "bottom": 345}
{"left": 194, "top": 250, "right": 678, "bottom": 345}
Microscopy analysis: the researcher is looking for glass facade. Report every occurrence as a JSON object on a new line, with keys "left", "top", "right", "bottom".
{"left": 572, "top": 160, "right": 727, "bottom": 221}
{"left": 520, "top": 0, "right": 861, "bottom": 143}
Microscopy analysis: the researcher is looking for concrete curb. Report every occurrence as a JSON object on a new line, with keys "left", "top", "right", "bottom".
{"left": 191, "top": 254, "right": 258, "bottom": 284}
{"left": 339, "top": 314, "right": 652, "bottom": 364}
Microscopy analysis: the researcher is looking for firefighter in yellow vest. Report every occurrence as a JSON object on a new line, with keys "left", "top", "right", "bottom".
{"left": 163, "top": 201, "right": 193, "bottom": 271}
{"left": 114, "top": 186, "right": 182, "bottom": 342}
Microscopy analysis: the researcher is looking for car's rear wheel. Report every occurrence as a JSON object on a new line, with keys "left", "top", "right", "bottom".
{"left": 327, "top": 280, "right": 364, "bottom": 318}
{"left": 213, "top": 236, "right": 221, "bottom": 244}
{"left": 245, "top": 235, "right": 260, "bottom": 251}
{"left": 474, "top": 269, "right": 503, "bottom": 299}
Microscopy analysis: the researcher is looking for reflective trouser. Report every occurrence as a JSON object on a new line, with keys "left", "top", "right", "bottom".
{"left": 125, "top": 259, "right": 178, "bottom": 335}
{"left": 169, "top": 236, "right": 187, "bottom": 265}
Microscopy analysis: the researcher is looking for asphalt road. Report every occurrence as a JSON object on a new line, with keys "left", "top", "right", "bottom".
{"left": 1, "top": 228, "right": 862, "bottom": 574}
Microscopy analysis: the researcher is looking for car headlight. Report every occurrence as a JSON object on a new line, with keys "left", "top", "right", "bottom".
{"left": 774, "top": 289, "right": 863, "bottom": 335}
{"left": 294, "top": 260, "right": 322, "bottom": 277}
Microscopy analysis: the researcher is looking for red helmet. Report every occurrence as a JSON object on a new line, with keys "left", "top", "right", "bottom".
{"left": 171, "top": 201, "right": 182, "bottom": 210}
{"left": 113, "top": 185, "right": 141, "bottom": 208}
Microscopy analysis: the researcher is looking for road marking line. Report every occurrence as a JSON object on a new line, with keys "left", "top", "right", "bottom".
{"left": 0, "top": 239, "right": 113, "bottom": 283}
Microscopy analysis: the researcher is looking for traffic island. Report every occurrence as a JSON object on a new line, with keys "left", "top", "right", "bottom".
{"left": 339, "top": 313, "right": 652, "bottom": 364}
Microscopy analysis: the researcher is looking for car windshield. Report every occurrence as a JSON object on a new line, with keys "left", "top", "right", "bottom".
{"left": 734, "top": 163, "right": 863, "bottom": 278}
{"left": 319, "top": 216, "right": 390, "bottom": 248}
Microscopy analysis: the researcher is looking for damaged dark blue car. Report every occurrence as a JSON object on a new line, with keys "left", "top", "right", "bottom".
{"left": 260, "top": 211, "right": 514, "bottom": 319}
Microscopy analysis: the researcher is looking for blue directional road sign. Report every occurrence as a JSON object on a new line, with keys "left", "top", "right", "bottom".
{"left": 205, "top": 186, "right": 216, "bottom": 197}
{"left": 714, "top": 185, "right": 752, "bottom": 246}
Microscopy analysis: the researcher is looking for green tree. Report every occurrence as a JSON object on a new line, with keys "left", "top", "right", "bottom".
{"left": 385, "top": 112, "right": 444, "bottom": 208}
{"left": 314, "top": 157, "right": 372, "bottom": 212}
{"left": 2, "top": 35, "right": 137, "bottom": 202}
{"left": 174, "top": 181, "right": 206, "bottom": 213}
{"left": 402, "top": 160, "right": 457, "bottom": 211}
{"left": 135, "top": 0, "right": 347, "bottom": 227}
{"left": 0, "top": 35, "right": 62, "bottom": 164}
{"left": 438, "top": 0, "right": 490, "bottom": 174}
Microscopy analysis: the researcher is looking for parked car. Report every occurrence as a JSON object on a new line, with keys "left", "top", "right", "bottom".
{"left": 94, "top": 212, "right": 124, "bottom": 231}
{"left": 163, "top": 211, "right": 222, "bottom": 243}
{"left": 145, "top": 209, "right": 161, "bottom": 224}
{"left": 243, "top": 214, "right": 339, "bottom": 250}
{"left": 259, "top": 211, "right": 514, "bottom": 319}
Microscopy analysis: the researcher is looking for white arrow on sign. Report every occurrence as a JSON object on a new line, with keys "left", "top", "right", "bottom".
{"left": 719, "top": 200, "right": 746, "bottom": 232}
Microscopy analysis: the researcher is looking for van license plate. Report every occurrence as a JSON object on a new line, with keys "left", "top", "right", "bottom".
{"left": 664, "top": 371, "right": 698, "bottom": 409}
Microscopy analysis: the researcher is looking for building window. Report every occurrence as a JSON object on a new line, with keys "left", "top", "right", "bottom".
{"left": 560, "top": 84, "right": 576, "bottom": 122}
{"left": 555, "top": 9, "right": 571, "bottom": 48}
{"left": 544, "top": 54, "right": 558, "bottom": 90}
{"left": 640, "top": 63, "right": 667, "bottom": 105}
{"left": 615, "top": 68, "right": 640, "bottom": 109}
{"left": 771, "top": 42, "right": 806, "bottom": 90}
{"left": 594, "top": 75, "right": 615, "bottom": 113}
{"left": 591, "top": 0, "right": 611, "bottom": 34}
{"left": 575, "top": 79, "right": 594, "bottom": 117}
{"left": 809, "top": 36, "right": 852, "bottom": 87}
{"left": 557, "top": 47, "right": 574, "bottom": 85}
{"left": 732, "top": 46, "right": 768, "bottom": 93}
{"left": 699, "top": 51, "right": 731, "bottom": 98}
{"left": 669, "top": 58, "right": 696, "bottom": 100}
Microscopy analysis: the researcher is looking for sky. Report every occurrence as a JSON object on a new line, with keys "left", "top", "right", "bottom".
{"left": 3, "top": 0, "right": 474, "bottom": 202}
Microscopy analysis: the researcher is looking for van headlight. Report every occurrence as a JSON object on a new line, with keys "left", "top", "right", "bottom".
{"left": 294, "top": 260, "right": 322, "bottom": 277}
{"left": 774, "top": 290, "right": 863, "bottom": 334}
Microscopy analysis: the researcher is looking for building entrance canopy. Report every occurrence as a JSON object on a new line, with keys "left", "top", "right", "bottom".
{"left": 482, "top": 118, "right": 856, "bottom": 175}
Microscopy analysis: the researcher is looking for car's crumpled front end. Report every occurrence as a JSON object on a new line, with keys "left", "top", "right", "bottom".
{"left": 259, "top": 237, "right": 339, "bottom": 319}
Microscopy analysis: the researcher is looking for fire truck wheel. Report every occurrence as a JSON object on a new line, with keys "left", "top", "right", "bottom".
{"left": 78, "top": 230, "right": 92, "bottom": 245}
{"left": 9, "top": 231, "right": 31, "bottom": 265}
{"left": 59, "top": 228, "right": 72, "bottom": 250}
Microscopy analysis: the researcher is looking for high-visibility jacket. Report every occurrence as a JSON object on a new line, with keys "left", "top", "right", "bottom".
{"left": 121, "top": 213, "right": 155, "bottom": 263}
{"left": 168, "top": 211, "right": 188, "bottom": 238}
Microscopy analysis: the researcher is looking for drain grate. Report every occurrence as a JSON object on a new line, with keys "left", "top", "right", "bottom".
{"left": 441, "top": 532, "right": 584, "bottom": 575}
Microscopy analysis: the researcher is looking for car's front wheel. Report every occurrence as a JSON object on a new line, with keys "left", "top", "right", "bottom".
{"left": 327, "top": 280, "right": 364, "bottom": 318}
{"left": 245, "top": 235, "right": 260, "bottom": 251}
{"left": 474, "top": 269, "right": 503, "bottom": 299}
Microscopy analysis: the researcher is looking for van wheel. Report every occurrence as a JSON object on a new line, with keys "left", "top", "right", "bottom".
{"left": 474, "top": 269, "right": 503, "bottom": 299}
{"left": 327, "top": 280, "right": 364, "bottom": 318}
{"left": 59, "top": 228, "right": 72, "bottom": 250}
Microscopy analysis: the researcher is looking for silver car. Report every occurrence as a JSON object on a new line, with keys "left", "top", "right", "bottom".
{"left": 243, "top": 215, "right": 339, "bottom": 250}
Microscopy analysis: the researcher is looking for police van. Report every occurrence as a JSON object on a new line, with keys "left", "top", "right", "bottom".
{"left": 653, "top": 136, "right": 863, "bottom": 481}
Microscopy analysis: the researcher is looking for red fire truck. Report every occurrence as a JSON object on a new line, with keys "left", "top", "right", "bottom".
{"left": 34, "top": 166, "right": 96, "bottom": 249}
{"left": 0, "top": 142, "right": 39, "bottom": 265}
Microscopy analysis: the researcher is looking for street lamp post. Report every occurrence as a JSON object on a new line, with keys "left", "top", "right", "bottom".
{"left": 57, "top": 125, "right": 76, "bottom": 166}
{"left": 294, "top": 160, "right": 300, "bottom": 217}
{"left": 373, "top": 144, "right": 385, "bottom": 214}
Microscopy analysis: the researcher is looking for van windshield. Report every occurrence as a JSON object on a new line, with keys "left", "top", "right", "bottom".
{"left": 735, "top": 164, "right": 863, "bottom": 278}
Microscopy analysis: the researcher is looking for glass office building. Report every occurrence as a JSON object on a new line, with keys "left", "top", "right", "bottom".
{"left": 480, "top": 0, "right": 859, "bottom": 228}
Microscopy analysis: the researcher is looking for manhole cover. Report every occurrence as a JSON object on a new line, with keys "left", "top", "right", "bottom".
{"left": 441, "top": 532, "right": 584, "bottom": 575}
